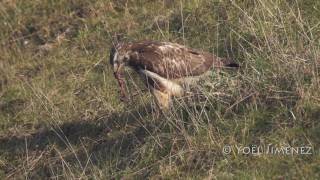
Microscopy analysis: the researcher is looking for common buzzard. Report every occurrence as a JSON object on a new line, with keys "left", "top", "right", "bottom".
{"left": 110, "top": 40, "right": 238, "bottom": 110}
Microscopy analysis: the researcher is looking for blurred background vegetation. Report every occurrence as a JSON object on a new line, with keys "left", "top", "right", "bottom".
{"left": 0, "top": 0, "right": 319, "bottom": 179}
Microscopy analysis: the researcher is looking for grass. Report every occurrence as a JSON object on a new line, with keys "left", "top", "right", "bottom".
{"left": 0, "top": 0, "right": 319, "bottom": 179}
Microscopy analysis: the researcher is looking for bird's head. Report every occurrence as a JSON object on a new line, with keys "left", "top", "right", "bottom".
{"left": 109, "top": 44, "right": 132, "bottom": 73}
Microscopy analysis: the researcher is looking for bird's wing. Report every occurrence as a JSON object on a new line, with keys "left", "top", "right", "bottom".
{"left": 128, "top": 41, "right": 215, "bottom": 79}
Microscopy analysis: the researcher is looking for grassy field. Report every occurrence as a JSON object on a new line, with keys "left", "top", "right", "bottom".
{"left": 0, "top": 0, "right": 319, "bottom": 179}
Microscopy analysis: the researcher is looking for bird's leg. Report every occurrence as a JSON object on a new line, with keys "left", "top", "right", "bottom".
{"left": 151, "top": 88, "right": 171, "bottom": 118}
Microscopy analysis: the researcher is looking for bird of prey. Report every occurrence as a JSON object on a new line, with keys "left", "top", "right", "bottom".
{"left": 110, "top": 40, "right": 238, "bottom": 110}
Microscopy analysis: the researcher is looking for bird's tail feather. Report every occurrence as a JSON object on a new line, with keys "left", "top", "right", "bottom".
{"left": 214, "top": 56, "right": 240, "bottom": 68}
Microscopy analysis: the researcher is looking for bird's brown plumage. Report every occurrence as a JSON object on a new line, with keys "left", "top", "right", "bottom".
{"left": 110, "top": 40, "right": 238, "bottom": 109}
{"left": 117, "top": 41, "right": 234, "bottom": 79}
